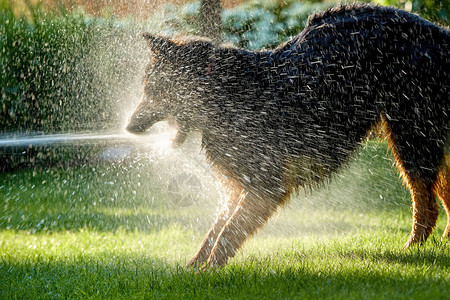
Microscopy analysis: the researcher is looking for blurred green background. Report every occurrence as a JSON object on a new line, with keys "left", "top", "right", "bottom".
{"left": 1, "top": 0, "right": 448, "bottom": 134}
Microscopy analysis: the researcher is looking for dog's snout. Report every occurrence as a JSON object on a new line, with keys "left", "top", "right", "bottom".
{"left": 125, "top": 121, "right": 148, "bottom": 134}
{"left": 126, "top": 100, "right": 162, "bottom": 134}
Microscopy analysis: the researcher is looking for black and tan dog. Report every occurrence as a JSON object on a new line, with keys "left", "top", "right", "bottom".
{"left": 126, "top": 4, "right": 450, "bottom": 267}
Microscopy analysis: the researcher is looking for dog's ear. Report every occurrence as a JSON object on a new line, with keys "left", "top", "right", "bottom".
{"left": 142, "top": 33, "right": 176, "bottom": 55}
{"left": 142, "top": 33, "right": 214, "bottom": 74}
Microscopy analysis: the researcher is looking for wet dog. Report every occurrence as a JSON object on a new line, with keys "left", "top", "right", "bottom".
{"left": 126, "top": 4, "right": 450, "bottom": 267}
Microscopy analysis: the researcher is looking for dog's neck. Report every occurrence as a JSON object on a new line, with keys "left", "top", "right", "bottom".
{"left": 192, "top": 47, "right": 276, "bottom": 135}
{"left": 204, "top": 48, "right": 274, "bottom": 87}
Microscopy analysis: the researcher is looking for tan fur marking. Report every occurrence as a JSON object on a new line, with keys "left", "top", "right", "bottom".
{"left": 187, "top": 181, "right": 245, "bottom": 267}
{"left": 433, "top": 157, "right": 450, "bottom": 239}
{"left": 206, "top": 190, "right": 291, "bottom": 267}
{"left": 381, "top": 116, "right": 440, "bottom": 247}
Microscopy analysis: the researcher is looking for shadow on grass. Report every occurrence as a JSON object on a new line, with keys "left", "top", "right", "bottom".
{"left": 335, "top": 239, "right": 450, "bottom": 268}
{"left": 2, "top": 249, "right": 450, "bottom": 299}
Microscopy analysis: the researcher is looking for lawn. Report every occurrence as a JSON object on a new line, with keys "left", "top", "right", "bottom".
{"left": 1, "top": 140, "right": 450, "bottom": 299}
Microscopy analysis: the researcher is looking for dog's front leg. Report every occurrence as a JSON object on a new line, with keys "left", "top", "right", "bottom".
{"left": 187, "top": 187, "right": 245, "bottom": 267}
{"left": 206, "top": 190, "right": 289, "bottom": 267}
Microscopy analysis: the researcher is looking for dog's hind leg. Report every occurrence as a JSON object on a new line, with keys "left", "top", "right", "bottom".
{"left": 433, "top": 159, "right": 450, "bottom": 239}
{"left": 205, "top": 187, "right": 292, "bottom": 267}
{"left": 383, "top": 118, "right": 441, "bottom": 247}
{"left": 187, "top": 180, "right": 244, "bottom": 267}
{"left": 402, "top": 177, "right": 439, "bottom": 248}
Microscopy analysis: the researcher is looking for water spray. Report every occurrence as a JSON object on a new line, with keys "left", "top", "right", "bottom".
{"left": 0, "top": 126, "right": 211, "bottom": 207}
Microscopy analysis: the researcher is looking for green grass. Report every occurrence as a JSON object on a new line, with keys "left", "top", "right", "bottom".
{"left": 1, "top": 141, "right": 450, "bottom": 299}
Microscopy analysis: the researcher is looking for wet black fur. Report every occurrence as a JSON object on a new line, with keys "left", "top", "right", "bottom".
{"left": 128, "top": 3, "right": 449, "bottom": 212}
{"left": 126, "top": 3, "right": 450, "bottom": 265}
{"left": 195, "top": 4, "right": 449, "bottom": 195}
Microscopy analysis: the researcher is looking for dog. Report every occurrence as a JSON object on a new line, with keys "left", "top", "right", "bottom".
{"left": 126, "top": 3, "right": 450, "bottom": 268}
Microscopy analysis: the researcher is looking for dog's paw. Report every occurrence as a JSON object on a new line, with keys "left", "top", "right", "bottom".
{"left": 205, "top": 252, "right": 226, "bottom": 269}
{"left": 186, "top": 252, "right": 210, "bottom": 269}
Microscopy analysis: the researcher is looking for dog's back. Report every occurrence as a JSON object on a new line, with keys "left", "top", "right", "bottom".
{"left": 263, "top": 4, "right": 449, "bottom": 187}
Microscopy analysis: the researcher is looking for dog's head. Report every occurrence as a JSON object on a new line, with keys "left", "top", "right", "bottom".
{"left": 126, "top": 34, "right": 214, "bottom": 145}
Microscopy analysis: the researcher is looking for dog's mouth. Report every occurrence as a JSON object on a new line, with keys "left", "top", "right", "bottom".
{"left": 125, "top": 121, "right": 151, "bottom": 134}
{"left": 125, "top": 103, "right": 164, "bottom": 135}
{"left": 126, "top": 112, "right": 164, "bottom": 134}
{"left": 126, "top": 116, "right": 188, "bottom": 149}
{"left": 125, "top": 100, "right": 190, "bottom": 147}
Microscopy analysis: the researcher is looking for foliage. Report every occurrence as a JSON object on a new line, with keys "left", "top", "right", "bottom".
{"left": 154, "top": 0, "right": 448, "bottom": 50}
{"left": 151, "top": 0, "right": 332, "bottom": 50}
{"left": 374, "top": 0, "right": 449, "bottom": 25}
{"left": 0, "top": 0, "right": 147, "bottom": 133}
{"left": 1, "top": 1, "right": 92, "bottom": 132}
{"left": 222, "top": 0, "right": 334, "bottom": 49}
